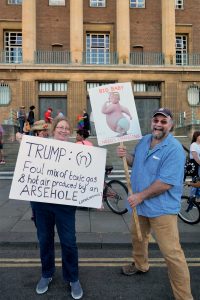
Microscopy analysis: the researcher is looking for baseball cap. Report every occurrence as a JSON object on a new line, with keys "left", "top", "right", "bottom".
{"left": 152, "top": 108, "right": 173, "bottom": 119}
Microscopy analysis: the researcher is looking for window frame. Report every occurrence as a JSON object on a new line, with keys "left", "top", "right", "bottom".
{"left": 187, "top": 85, "right": 200, "bottom": 106}
{"left": 86, "top": 33, "right": 110, "bottom": 64}
{"left": 7, "top": 0, "right": 22, "bottom": 4}
{"left": 175, "top": 0, "right": 184, "bottom": 10}
{"left": 90, "top": 0, "right": 106, "bottom": 7}
{"left": 39, "top": 82, "right": 67, "bottom": 92}
{"left": 4, "top": 31, "right": 22, "bottom": 64}
{"left": 0, "top": 82, "right": 11, "bottom": 106}
{"left": 130, "top": 0, "right": 145, "bottom": 8}
{"left": 176, "top": 34, "right": 188, "bottom": 65}
{"left": 49, "top": 0, "right": 65, "bottom": 6}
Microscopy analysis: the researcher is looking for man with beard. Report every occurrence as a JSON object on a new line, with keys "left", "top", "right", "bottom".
{"left": 117, "top": 108, "right": 193, "bottom": 300}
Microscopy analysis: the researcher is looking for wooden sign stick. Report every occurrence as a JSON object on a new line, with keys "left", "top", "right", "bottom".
{"left": 120, "top": 142, "right": 142, "bottom": 242}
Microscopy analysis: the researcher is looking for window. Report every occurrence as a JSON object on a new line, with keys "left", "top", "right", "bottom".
{"left": 176, "top": 35, "right": 187, "bottom": 65}
{"left": 4, "top": 32, "right": 22, "bottom": 63}
{"left": 86, "top": 82, "right": 115, "bottom": 91}
{"left": 86, "top": 33, "right": 110, "bottom": 64}
{"left": 130, "top": 0, "right": 145, "bottom": 8}
{"left": 175, "top": 0, "right": 183, "bottom": 9}
{"left": 187, "top": 86, "right": 200, "bottom": 106}
{"left": 90, "top": 0, "right": 106, "bottom": 7}
{"left": 49, "top": 0, "right": 65, "bottom": 5}
{"left": 39, "top": 82, "right": 67, "bottom": 92}
{"left": 0, "top": 82, "right": 11, "bottom": 105}
{"left": 8, "top": 0, "right": 22, "bottom": 4}
{"left": 133, "top": 82, "right": 161, "bottom": 92}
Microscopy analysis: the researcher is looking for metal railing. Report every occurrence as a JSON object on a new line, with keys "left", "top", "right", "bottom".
{"left": 176, "top": 53, "right": 200, "bottom": 66}
{"left": 34, "top": 50, "right": 71, "bottom": 64}
{"left": 82, "top": 52, "right": 118, "bottom": 65}
{"left": 175, "top": 108, "right": 200, "bottom": 128}
{"left": 130, "top": 52, "right": 165, "bottom": 65}
{"left": 0, "top": 51, "right": 22, "bottom": 64}
{"left": 2, "top": 49, "right": 200, "bottom": 66}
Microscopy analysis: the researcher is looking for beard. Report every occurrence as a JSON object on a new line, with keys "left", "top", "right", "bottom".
{"left": 152, "top": 130, "right": 166, "bottom": 140}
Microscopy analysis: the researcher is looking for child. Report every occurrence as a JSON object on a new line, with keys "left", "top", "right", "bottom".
{"left": 102, "top": 92, "right": 132, "bottom": 136}
{"left": 0, "top": 124, "right": 5, "bottom": 164}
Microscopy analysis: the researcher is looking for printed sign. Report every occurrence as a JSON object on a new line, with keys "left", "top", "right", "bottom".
{"left": 89, "top": 82, "right": 142, "bottom": 146}
{"left": 9, "top": 135, "right": 107, "bottom": 208}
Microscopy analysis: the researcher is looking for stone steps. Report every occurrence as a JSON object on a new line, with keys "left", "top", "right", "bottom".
{"left": 0, "top": 134, "right": 191, "bottom": 180}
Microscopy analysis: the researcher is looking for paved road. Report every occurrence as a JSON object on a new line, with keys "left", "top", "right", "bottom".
{"left": 0, "top": 247, "right": 199, "bottom": 300}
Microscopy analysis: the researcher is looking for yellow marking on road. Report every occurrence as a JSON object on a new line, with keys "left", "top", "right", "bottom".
{"left": 0, "top": 257, "right": 200, "bottom": 268}
{"left": 0, "top": 262, "right": 200, "bottom": 268}
{"left": 0, "top": 257, "right": 200, "bottom": 262}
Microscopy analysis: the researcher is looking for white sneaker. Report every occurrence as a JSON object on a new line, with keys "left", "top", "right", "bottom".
{"left": 70, "top": 280, "right": 83, "bottom": 299}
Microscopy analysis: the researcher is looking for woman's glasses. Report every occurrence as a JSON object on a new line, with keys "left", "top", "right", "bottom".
{"left": 56, "top": 126, "right": 70, "bottom": 131}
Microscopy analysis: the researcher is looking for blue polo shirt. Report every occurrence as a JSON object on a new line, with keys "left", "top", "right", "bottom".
{"left": 130, "top": 134, "right": 185, "bottom": 217}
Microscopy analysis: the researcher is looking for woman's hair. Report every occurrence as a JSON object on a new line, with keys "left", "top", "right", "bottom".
{"left": 50, "top": 116, "right": 70, "bottom": 136}
{"left": 77, "top": 129, "right": 89, "bottom": 139}
{"left": 191, "top": 131, "right": 200, "bottom": 143}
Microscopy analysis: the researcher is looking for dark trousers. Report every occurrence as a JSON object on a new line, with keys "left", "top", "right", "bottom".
{"left": 19, "top": 118, "right": 25, "bottom": 133}
{"left": 31, "top": 202, "right": 78, "bottom": 282}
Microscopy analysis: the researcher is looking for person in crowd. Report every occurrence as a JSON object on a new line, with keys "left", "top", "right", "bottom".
{"left": 82, "top": 109, "right": 90, "bottom": 132}
{"left": 27, "top": 105, "right": 35, "bottom": 127}
{"left": 77, "top": 113, "right": 84, "bottom": 130}
{"left": 76, "top": 129, "right": 93, "bottom": 146}
{"left": 31, "top": 116, "right": 83, "bottom": 300}
{"left": 189, "top": 131, "right": 200, "bottom": 175}
{"left": 116, "top": 108, "right": 193, "bottom": 300}
{"left": 16, "top": 120, "right": 51, "bottom": 224}
{"left": 31, "top": 120, "right": 50, "bottom": 138}
{"left": 44, "top": 107, "right": 53, "bottom": 123}
{"left": 16, "top": 120, "right": 50, "bottom": 142}
{"left": 23, "top": 120, "right": 31, "bottom": 135}
{"left": 0, "top": 124, "right": 5, "bottom": 164}
{"left": 186, "top": 131, "right": 200, "bottom": 198}
{"left": 17, "top": 105, "right": 26, "bottom": 133}
{"left": 89, "top": 111, "right": 96, "bottom": 136}
{"left": 56, "top": 109, "right": 64, "bottom": 118}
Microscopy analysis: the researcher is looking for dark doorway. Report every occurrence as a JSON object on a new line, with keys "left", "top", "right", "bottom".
{"left": 135, "top": 98, "right": 160, "bottom": 135}
{"left": 39, "top": 97, "right": 67, "bottom": 120}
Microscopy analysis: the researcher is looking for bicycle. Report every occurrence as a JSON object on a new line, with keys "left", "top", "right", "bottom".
{"left": 103, "top": 165, "right": 128, "bottom": 215}
{"left": 178, "top": 177, "right": 200, "bottom": 225}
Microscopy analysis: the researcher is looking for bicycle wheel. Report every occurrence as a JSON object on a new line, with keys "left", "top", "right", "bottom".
{"left": 105, "top": 180, "right": 128, "bottom": 215}
{"left": 178, "top": 196, "right": 200, "bottom": 225}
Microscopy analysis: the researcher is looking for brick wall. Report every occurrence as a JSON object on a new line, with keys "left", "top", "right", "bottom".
{"left": 36, "top": 0, "right": 70, "bottom": 50}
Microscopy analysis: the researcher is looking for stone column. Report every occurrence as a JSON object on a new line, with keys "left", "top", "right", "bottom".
{"left": 70, "top": 0, "right": 83, "bottom": 63}
{"left": 116, "top": 0, "right": 130, "bottom": 64}
{"left": 22, "top": 0, "right": 36, "bottom": 64}
{"left": 162, "top": 0, "right": 176, "bottom": 65}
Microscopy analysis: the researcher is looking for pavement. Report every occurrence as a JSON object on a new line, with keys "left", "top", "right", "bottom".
{"left": 0, "top": 179, "right": 200, "bottom": 249}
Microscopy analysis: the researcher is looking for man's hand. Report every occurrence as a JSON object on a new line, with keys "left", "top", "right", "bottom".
{"left": 128, "top": 193, "right": 144, "bottom": 208}
{"left": 116, "top": 145, "right": 127, "bottom": 158}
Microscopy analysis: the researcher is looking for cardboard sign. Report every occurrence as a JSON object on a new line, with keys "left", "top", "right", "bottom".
{"left": 9, "top": 135, "right": 107, "bottom": 208}
{"left": 89, "top": 82, "right": 142, "bottom": 146}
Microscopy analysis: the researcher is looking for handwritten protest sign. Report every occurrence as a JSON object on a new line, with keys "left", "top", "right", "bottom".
{"left": 89, "top": 82, "right": 142, "bottom": 146}
{"left": 9, "top": 135, "right": 107, "bottom": 208}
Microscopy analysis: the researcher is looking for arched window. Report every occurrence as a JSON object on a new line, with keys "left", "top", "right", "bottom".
{"left": 187, "top": 85, "right": 200, "bottom": 106}
{"left": 0, "top": 82, "right": 11, "bottom": 105}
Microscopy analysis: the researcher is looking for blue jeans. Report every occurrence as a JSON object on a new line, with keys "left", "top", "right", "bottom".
{"left": 31, "top": 202, "right": 78, "bottom": 282}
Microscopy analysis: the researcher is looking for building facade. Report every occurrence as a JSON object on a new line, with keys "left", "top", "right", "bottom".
{"left": 0, "top": 0, "right": 200, "bottom": 135}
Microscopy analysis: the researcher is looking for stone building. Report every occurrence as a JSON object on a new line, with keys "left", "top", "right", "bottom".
{"left": 0, "top": 0, "right": 200, "bottom": 135}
